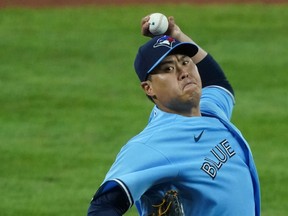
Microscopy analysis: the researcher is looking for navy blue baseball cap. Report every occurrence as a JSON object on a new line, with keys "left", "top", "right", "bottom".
{"left": 134, "top": 35, "right": 199, "bottom": 81}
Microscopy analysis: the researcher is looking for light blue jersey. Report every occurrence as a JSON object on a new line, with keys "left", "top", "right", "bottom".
{"left": 101, "top": 86, "right": 260, "bottom": 216}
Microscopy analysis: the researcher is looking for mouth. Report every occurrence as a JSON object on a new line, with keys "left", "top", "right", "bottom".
{"left": 182, "top": 80, "right": 195, "bottom": 90}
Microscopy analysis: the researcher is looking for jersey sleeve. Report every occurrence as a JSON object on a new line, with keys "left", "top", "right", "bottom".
{"left": 197, "top": 54, "right": 234, "bottom": 96}
{"left": 100, "top": 142, "right": 179, "bottom": 205}
{"left": 200, "top": 86, "right": 235, "bottom": 120}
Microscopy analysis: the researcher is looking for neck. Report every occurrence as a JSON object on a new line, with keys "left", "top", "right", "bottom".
{"left": 157, "top": 103, "right": 202, "bottom": 117}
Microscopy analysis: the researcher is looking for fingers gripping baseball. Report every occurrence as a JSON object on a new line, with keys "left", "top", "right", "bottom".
{"left": 165, "top": 17, "right": 183, "bottom": 39}
{"left": 141, "top": 16, "right": 153, "bottom": 37}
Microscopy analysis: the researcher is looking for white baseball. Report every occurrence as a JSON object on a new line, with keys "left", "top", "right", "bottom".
{"left": 148, "top": 13, "right": 169, "bottom": 36}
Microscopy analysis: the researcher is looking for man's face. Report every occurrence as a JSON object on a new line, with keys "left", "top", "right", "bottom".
{"left": 141, "top": 54, "right": 202, "bottom": 116}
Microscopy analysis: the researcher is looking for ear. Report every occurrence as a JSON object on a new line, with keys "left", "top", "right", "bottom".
{"left": 141, "top": 80, "right": 155, "bottom": 97}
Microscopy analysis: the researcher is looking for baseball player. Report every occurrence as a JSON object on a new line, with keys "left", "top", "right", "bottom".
{"left": 87, "top": 15, "right": 261, "bottom": 216}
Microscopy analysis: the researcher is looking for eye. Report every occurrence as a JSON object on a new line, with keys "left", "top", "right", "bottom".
{"left": 162, "top": 65, "right": 174, "bottom": 72}
{"left": 167, "top": 66, "right": 174, "bottom": 71}
{"left": 182, "top": 58, "right": 191, "bottom": 65}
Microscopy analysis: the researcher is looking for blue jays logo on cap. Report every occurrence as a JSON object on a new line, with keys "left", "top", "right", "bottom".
{"left": 153, "top": 35, "right": 176, "bottom": 49}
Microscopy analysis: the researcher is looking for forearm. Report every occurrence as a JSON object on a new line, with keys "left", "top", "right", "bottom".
{"left": 87, "top": 184, "right": 130, "bottom": 216}
{"left": 170, "top": 30, "right": 207, "bottom": 64}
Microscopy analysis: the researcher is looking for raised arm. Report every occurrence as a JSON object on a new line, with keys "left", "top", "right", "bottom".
{"left": 141, "top": 15, "right": 207, "bottom": 64}
{"left": 141, "top": 15, "right": 234, "bottom": 95}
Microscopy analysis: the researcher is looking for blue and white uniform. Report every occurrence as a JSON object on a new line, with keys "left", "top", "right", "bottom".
{"left": 87, "top": 35, "right": 261, "bottom": 215}
{"left": 99, "top": 86, "right": 260, "bottom": 216}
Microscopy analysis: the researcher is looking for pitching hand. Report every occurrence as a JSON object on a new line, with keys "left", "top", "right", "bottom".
{"left": 141, "top": 15, "right": 182, "bottom": 39}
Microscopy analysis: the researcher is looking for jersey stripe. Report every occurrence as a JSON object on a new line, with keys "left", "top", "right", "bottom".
{"left": 113, "top": 178, "right": 133, "bottom": 208}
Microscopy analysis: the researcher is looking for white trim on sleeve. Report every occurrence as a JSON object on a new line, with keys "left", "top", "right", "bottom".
{"left": 113, "top": 178, "right": 133, "bottom": 208}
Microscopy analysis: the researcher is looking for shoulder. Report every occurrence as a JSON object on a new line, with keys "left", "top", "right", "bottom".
{"left": 200, "top": 86, "right": 235, "bottom": 120}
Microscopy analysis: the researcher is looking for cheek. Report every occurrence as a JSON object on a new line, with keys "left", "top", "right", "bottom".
{"left": 193, "top": 66, "right": 202, "bottom": 87}
{"left": 197, "top": 74, "right": 202, "bottom": 88}
{"left": 152, "top": 77, "right": 178, "bottom": 97}
{"left": 153, "top": 74, "right": 171, "bottom": 88}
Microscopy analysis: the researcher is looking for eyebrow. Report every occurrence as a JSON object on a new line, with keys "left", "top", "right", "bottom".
{"left": 158, "top": 59, "right": 174, "bottom": 67}
{"left": 159, "top": 55, "right": 188, "bottom": 66}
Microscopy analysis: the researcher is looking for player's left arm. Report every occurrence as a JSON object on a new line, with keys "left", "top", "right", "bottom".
{"left": 165, "top": 16, "right": 234, "bottom": 95}
{"left": 141, "top": 15, "right": 234, "bottom": 95}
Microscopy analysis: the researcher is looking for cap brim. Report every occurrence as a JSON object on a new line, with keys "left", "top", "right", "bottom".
{"left": 147, "top": 42, "right": 198, "bottom": 74}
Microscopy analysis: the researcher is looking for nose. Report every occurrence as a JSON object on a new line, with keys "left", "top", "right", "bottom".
{"left": 179, "top": 69, "right": 189, "bottom": 80}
